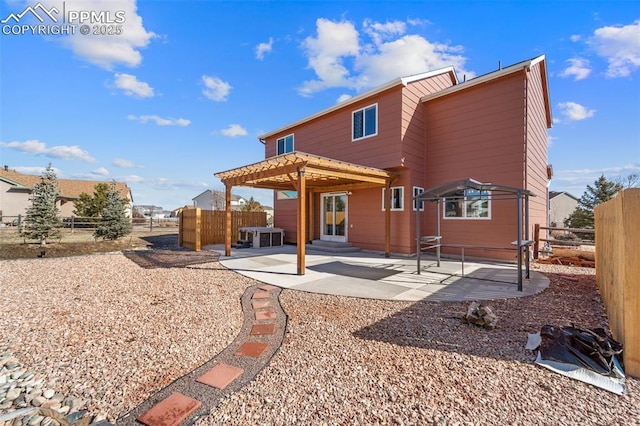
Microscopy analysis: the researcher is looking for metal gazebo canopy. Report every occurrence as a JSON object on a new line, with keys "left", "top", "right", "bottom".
{"left": 414, "top": 178, "right": 535, "bottom": 291}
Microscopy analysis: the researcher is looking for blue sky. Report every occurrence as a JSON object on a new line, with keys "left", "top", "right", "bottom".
{"left": 1, "top": 0, "right": 639, "bottom": 210}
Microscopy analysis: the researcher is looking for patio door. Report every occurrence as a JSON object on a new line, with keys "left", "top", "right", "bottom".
{"left": 321, "top": 192, "right": 347, "bottom": 242}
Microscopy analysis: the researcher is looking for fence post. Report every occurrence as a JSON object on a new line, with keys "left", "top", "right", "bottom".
{"left": 195, "top": 208, "right": 202, "bottom": 252}
{"left": 533, "top": 223, "right": 540, "bottom": 259}
{"left": 178, "top": 210, "right": 183, "bottom": 247}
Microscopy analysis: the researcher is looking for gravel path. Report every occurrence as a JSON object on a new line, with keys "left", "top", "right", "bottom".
{"left": 1, "top": 253, "right": 638, "bottom": 425}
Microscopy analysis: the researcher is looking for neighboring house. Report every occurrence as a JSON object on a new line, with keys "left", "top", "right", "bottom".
{"left": 193, "top": 190, "right": 247, "bottom": 211}
{"left": 218, "top": 55, "right": 552, "bottom": 260}
{"left": 134, "top": 205, "right": 165, "bottom": 218}
{"left": 0, "top": 167, "right": 133, "bottom": 221}
{"left": 549, "top": 191, "right": 579, "bottom": 227}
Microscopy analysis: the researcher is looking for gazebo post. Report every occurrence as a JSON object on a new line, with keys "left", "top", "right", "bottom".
{"left": 225, "top": 184, "right": 232, "bottom": 256}
{"left": 525, "top": 194, "right": 531, "bottom": 279}
{"left": 516, "top": 191, "right": 523, "bottom": 291}
{"left": 416, "top": 200, "right": 421, "bottom": 274}
{"left": 297, "top": 167, "right": 306, "bottom": 275}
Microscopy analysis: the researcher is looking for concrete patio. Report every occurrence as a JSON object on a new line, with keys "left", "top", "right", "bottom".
{"left": 207, "top": 244, "right": 549, "bottom": 302}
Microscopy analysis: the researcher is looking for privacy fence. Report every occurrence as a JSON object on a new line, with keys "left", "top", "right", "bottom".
{"left": 178, "top": 207, "right": 267, "bottom": 251}
{"left": 595, "top": 188, "right": 639, "bottom": 378}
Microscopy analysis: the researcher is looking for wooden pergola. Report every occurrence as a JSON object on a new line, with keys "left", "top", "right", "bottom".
{"left": 215, "top": 152, "right": 395, "bottom": 275}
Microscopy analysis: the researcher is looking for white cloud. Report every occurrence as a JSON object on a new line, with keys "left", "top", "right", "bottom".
{"left": 552, "top": 163, "right": 640, "bottom": 194}
{"left": 92, "top": 167, "right": 109, "bottom": 176}
{"left": 299, "top": 19, "right": 360, "bottom": 96}
{"left": 127, "top": 114, "right": 191, "bottom": 126}
{"left": 255, "top": 37, "right": 274, "bottom": 60}
{"left": 557, "top": 102, "right": 596, "bottom": 121}
{"left": 202, "top": 76, "right": 231, "bottom": 101}
{"left": 220, "top": 124, "right": 248, "bottom": 137}
{"left": 336, "top": 94, "right": 352, "bottom": 103}
{"left": 13, "top": 166, "right": 62, "bottom": 176}
{"left": 46, "top": 0, "right": 156, "bottom": 69}
{"left": 559, "top": 58, "right": 592, "bottom": 80}
{"left": 298, "top": 18, "right": 472, "bottom": 96}
{"left": 112, "top": 158, "right": 141, "bottom": 168}
{"left": 0, "top": 139, "right": 95, "bottom": 162}
{"left": 123, "top": 174, "right": 145, "bottom": 184}
{"left": 570, "top": 35, "right": 581, "bottom": 42}
{"left": 363, "top": 19, "right": 406, "bottom": 46}
{"left": 113, "top": 73, "right": 154, "bottom": 97}
{"left": 589, "top": 19, "right": 640, "bottom": 77}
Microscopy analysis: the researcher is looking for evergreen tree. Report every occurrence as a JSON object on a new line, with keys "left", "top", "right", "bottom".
{"left": 20, "top": 164, "right": 62, "bottom": 246}
{"left": 564, "top": 175, "right": 623, "bottom": 230}
{"left": 240, "top": 196, "right": 264, "bottom": 212}
{"left": 94, "top": 182, "right": 132, "bottom": 240}
{"left": 73, "top": 182, "right": 110, "bottom": 217}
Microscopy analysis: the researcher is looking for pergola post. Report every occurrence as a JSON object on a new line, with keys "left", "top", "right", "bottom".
{"left": 385, "top": 179, "right": 391, "bottom": 258}
{"left": 297, "top": 167, "right": 306, "bottom": 275}
{"left": 224, "top": 184, "right": 232, "bottom": 256}
{"left": 308, "top": 191, "right": 314, "bottom": 242}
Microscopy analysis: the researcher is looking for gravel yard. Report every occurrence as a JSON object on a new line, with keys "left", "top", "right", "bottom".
{"left": 1, "top": 252, "right": 638, "bottom": 425}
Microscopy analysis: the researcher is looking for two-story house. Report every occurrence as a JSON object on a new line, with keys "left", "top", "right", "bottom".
{"left": 216, "top": 55, "right": 552, "bottom": 264}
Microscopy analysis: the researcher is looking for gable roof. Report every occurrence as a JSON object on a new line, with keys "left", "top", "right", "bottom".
{"left": 0, "top": 168, "right": 132, "bottom": 201}
{"left": 192, "top": 189, "right": 246, "bottom": 202}
{"left": 421, "top": 55, "right": 552, "bottom": 127}
{"left": 259, "top": 67, "right": 458, "bottom": 140}
{"left": 549, "top": 191, "right": 579, "bottom": 202}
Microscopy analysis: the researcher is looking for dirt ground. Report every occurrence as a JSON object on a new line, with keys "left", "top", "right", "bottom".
{"left": 0, "top": 228, "right": 179, "bottom": 260}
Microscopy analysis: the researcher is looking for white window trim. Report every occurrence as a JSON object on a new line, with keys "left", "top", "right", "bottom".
{"left": 413, "top": 186, "right": 425, "bottom": 211}
{"left": 352, "top": 103, "right": 378, "bottom": 142}
{"left": 381, "top": 186, "right": 404, "bottom": 211}
{"left": 276, "top": 133, "right": 294, "bottom": 155}
{"left": 443, "top": 191, "right": 492, "bottom": 220}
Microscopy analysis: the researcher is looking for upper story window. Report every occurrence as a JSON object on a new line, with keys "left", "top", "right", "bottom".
{"left": 381, "top": 186, "right": 404, "bottom": 211}
{"left": 277, "top": 134, "right": 294, "bottom": 155}
{"left": 352, "top": 104, "right": 377, "bottom": 141}
{"left": 444, "top": 189, "right": 491, "bottom": 219}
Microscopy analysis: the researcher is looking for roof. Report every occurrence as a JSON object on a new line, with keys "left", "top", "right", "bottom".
{"left": 549, "top": 191, "right": 579, "bottom": 201}
{"left": 0, "top": 168, "right": 132, "bottom": 201}
{"left": 215, "top": 151, "right": 393, "bottom": 192}
{"left": 415, "top": 178, "right": 535, "bottom": 201}
{"left": 421, "top": 55, "right": 553, "bottom": 127}
{"left": 192, "top": 189, "right": 245, "bottom": 202}
{"left": 259, "top": 67, "right": 458, "bottom": 140}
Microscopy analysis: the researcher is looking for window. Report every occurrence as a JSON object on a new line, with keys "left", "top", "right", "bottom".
{"left": 352, "top": 104, "right": 377, "bottom": 140}
{"left": 277, "top": 190, "right": 297, "bottom": 200}
{"left": 381, "top": 186, "right": 404, "bottom": 211}
{"left": 413, "top": 186, "right": 425, "bottom": 211}
{"left": 444, "top": 189, "right": 491, "bottom": 219}
{"left": 277, "top": 134, "right": 294, "bottom": 155}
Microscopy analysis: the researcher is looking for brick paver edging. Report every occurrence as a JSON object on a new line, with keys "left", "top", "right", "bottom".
{"left": 117, "top": 284, "right": 287, "bottom": 426}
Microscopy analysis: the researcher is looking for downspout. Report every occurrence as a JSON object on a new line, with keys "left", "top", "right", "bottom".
{"left": 523, "top": 67, "right": 529, "bottom": 246}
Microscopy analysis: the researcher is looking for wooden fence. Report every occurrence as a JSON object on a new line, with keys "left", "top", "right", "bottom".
{"left": 594, "top": 188, "right": 639, "bottom": 378}
{"left": 178, "top": 208, "right": 267, "bottom": 251}
{"left": 532, "top": 224, "right": 595, "bottom": 259}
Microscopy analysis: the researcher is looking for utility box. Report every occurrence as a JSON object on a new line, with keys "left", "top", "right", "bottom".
{"left": 239, "top": 227, "right": 284, "bottom": 248}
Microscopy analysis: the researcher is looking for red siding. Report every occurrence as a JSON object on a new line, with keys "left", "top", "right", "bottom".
{"left": 422, "top": 71, "right": 529, "bottom": 259}
{"left": 265, "top": 87, "right": 405, "bottom": 170}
